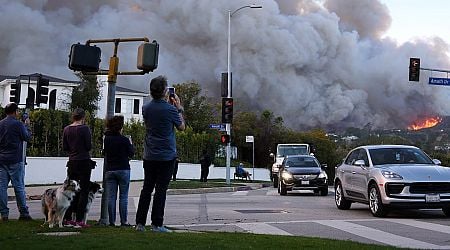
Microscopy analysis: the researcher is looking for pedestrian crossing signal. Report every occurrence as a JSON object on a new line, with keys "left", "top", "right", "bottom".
{"left": 221, "top": 134, "right": 230, "bottom": 144}
{"left": 409, "top": 58, "right": 420, "bottom": 82}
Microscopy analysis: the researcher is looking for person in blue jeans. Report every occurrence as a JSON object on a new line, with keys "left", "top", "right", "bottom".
{"left": 0, "top": 103, "right": 32, "bottom": 222}
{"left": 135, "top": 76, "right": 185, "bottom": 233}
{"left": 104, "top": 115, "right": 135, "bottom": 227}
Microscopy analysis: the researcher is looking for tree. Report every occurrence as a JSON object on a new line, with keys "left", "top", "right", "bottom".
{"left": 173, "top": 81, "right": 216, "bottom": 133}
{"left": 69, "top": 73, "right": 102, "bottom": 117}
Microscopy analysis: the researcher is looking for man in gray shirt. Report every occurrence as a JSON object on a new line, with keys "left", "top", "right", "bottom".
{"left": 135, "top": 75, "right": 185, "bottom": 233}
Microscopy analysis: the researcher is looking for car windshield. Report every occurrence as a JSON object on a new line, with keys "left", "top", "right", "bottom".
{"left": 285, "top": 157, "right": 318, "bottom": 168}
{"left": 277, "top": 145, "right": 308, "bottom": 157}
{"left": 368, "top": 148, "right": 434, "bottom": 165}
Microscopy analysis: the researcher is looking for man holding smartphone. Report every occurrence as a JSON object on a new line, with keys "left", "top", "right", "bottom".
{"left": 135, "top": 76, "right": 185, "bottom": 233}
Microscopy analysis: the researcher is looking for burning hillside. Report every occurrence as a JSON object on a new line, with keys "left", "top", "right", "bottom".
{"left": 408, "top": 117, "right": 442, "bottom": 131}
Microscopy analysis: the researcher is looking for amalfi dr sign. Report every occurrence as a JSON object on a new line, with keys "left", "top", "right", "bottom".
{"left": 429, "top": 77, "right": 450, "bottom": 86}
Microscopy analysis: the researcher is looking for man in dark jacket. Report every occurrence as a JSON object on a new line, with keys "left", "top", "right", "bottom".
{"left": 0, "top": 103, "right": 32, "bottom": 222}
{"left": 199, "top": 149, "right": 212, "bottom": 182}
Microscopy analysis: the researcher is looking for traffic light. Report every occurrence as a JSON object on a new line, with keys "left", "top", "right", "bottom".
{"left": 10, "top": 79, "right": 21, "bottom": 103}
{"left": 221, "top": 97, "right": 233, "bottom": 124}
{"left": 137, "top": 40, "right": 159, "bottom": 72}
{"left": 221, "top": 134, "right": 230, "bottom": 144}
{"left": 68, "top": 43, "right": 102, "bottom": 72}
{"left": 409, "top": 58, "right": 420, "bottom": 82}
{"left": 36, "top": 77, "right": 49, "bottom": 104}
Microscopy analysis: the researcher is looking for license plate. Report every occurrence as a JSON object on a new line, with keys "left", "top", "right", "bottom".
{"left": 301, "top": 180, "right": 309, "bottom": 185}
{"left": 425, "top": 194, "right": 440, "bottom": 203}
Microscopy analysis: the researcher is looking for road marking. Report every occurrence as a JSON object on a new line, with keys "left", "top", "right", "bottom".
{"left": 316, "top": 220, "right": 449, "bottom": 249}
{"left": 232, "top": 191, "right": 249, "bottom": 196}
{"left": 235, "top": 223, "right": 292, "bottom": 235}
{"left": 390, "top": 219, "right": 450, "bottom": 234}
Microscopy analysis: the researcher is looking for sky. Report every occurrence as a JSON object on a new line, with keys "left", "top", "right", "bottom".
{"left": 381, "top": 0, "right": 450, "bottom": 45}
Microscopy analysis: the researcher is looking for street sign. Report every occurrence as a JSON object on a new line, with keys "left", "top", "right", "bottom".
{"left": 429, "top": 77, "right": 450, "bottom": 86}
{"left": 209, "top": 124, "right": 226, "bottom": 130}
{"left": 246, "top": 136, "right": 254, "bottom": 143}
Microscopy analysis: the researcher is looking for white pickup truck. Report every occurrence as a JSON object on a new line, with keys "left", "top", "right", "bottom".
{"left": 269, "top": 144, "right": 311, "bottom": 188}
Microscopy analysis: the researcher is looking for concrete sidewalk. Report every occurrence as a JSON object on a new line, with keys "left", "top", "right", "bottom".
{"left": 8, "top": 180, "right": 269, "bottom": 201}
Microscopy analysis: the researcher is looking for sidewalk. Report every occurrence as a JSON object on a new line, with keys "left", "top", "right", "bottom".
{"left": 8, "top": 180, "right": 270, "bottom": 201}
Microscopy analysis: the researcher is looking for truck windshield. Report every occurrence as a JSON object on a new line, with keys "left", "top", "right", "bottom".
{"left": 277, "top": 145, "right": 308, "bottom": 157}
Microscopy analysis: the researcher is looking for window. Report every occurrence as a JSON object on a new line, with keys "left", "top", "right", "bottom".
{"left": 115, "top": 98, "right": 121, "bottom": 113}
{"left": 133, "top": 99, "right": 140, "bottom": 114}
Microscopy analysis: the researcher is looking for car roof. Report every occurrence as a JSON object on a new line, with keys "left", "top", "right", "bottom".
{"left": 356, "top": 145, "right": 419, "bottom": 150}
{"left": 285, "top": 154, "right": 316, "bottom": 159}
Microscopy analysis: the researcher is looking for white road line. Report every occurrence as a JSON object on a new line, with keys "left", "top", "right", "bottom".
{"left": 316, "top": 220, "right": 449, "bottom": 249}
{"left": 390, "top": 219, "right": 450, "bottom": 234}
{"left": 265, "top": 190, "right": 279, "bottom": 196}
{"left": 235, "top": 223, "right": 292, "bottom": 236}
{"left": 232, "top": 191, "right": 249, "bottom": 196}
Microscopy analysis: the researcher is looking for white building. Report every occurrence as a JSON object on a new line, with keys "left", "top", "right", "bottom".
{"left": 0, "top": 73, "right": 148, "bottom": 122}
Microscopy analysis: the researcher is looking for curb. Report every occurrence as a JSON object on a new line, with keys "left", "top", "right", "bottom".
{"left": 8, "top": 183, "right": 265, "bottom": 201}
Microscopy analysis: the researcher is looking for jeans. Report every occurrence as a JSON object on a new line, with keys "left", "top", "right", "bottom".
{"left": 136, "top": 159, "right": 174, "bottom": 227}
{"left": 200, "top": 167, "right": 209, "bottom": 182}
{"left": 64, "top": 160, "right": 92, "bottom": 222}
{"left": 105, "top": 169, "right": 130, "bottom": 225}
{"left": 0, "top": 162, "right": 29, "bottom": 218}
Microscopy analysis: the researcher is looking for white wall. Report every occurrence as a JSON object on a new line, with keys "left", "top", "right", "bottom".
{"left": 23, "top": 157, "right": 270, "bottom": 185}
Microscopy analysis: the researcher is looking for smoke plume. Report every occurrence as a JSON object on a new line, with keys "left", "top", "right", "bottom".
{"left": 1, "top": 0, "right": 450, "bottom": 129}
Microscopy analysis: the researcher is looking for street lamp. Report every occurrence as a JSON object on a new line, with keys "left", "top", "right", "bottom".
{"left": 226, "top": 4, "right": 262, "bottom": 184}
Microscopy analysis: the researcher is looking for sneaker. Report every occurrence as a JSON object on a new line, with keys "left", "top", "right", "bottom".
{"left": 109, "top": 223, "right": 116, "bottom": 227}
{"left": 73, "top": 221, "right": 90, "bottom": 229}
{"left": 120, "top": 223, "right": 132, "bottom": 228}
{"left": 135, "top": 224, "right": 145, "bottom": 232}
{"left": 63, "top": 220, "right": 77, "bottom": 227}
{"left": 151, "top": 225, "right": 171, "bottom": 233}
{"left": 18, "top": 215, "right": 33, "bottom": 221}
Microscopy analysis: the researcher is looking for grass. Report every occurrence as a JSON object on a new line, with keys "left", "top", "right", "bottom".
{"left": 0, "top": 220, "right": 402, "bottom": 250}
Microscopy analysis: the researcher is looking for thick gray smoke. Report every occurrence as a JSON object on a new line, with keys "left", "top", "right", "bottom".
{"left": 1, "top": 0, "right": 450, "bottom": 129}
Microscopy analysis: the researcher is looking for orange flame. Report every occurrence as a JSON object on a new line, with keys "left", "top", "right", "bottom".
{"left": 408, "top": 116, "right": 442, "bottom": 131}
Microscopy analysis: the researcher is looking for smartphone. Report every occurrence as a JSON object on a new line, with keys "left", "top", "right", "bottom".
{"left": 168, "top": 87, "right": 175, "bottom": 98}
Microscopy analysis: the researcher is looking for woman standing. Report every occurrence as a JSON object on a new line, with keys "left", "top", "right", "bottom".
{"left": 104, "top": 116, "right": 135, "bottom": 227}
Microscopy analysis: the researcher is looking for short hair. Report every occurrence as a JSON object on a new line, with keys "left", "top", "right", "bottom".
{"left": 150, "top": 75, "right": 168, "bottom": 99}
{"left": 72, "top": 108, "right": 85, "bottom": 121}
{"left": 5, "top": 103, "right": 18, "bottom": 115}
{"left": 106, "top": 115, "right": 124, "bottom": 133}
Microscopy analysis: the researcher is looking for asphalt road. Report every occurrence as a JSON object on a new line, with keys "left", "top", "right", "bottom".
{"left": 7, "top": 186, "right": 450, "bottom": 249}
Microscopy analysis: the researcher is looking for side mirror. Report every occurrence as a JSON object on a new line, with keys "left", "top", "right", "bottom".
{"left": 354, "top": 159, "right": 365, "bottom": 166}
{"left": 432, "top": 159, "right": 442, "bottom": 165}
{"left": 321, "top": 164, "right": 328, "bottom": 169}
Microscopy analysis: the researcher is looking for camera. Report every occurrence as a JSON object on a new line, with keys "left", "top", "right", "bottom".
{"left": 168, "top": 87, "right": 175, "bottom": 98}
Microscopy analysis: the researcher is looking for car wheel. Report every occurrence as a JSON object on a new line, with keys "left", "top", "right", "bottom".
{"left": 369, "top": 184, "right": 389, "bottom": 217}
{"left": 279, "top": 180, "right": 287, "bottom": 196}
{"left": 320, "top": 187, "right": 328, "bottom": 196}
{"left": 442, "top": 207, "right": 450, "bottom": 217}
{"left": 335, "top": 182, "right": 351, "bottom": 210}
{"left": 273, "top": 176, "right": 278, "bottom": 188}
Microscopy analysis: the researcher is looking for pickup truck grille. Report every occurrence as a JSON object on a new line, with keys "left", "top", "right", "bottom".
{"left": 293, "top": 174, "right": 317, "bottom": 180}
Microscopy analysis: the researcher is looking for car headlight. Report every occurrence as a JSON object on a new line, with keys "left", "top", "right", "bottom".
{"left": 381, "top": 170, "right": 403, "bottom": 180}
{"left": 281, "top": 171, "right": 293, "bottom": 180}
{"left": 318, "top": 170, "right": 328, "bottom": 179}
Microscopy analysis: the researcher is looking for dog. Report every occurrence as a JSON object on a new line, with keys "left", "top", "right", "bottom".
{"left": 79, "top": 182, "right": 102, "bottom": 224}
{"left": 41, "top": 179, "right": 80, "bottom": 228}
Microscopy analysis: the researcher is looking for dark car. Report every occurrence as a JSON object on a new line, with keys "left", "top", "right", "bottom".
{"left": 277, "top": 155, "right": 328, "bottom": 196}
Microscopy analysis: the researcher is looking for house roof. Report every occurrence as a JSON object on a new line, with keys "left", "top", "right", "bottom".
{"left": 1, "top": 73, "right": 147, "bottom": 94}
{"left": 0, "top": 73, "right": 79, "bottom": 83}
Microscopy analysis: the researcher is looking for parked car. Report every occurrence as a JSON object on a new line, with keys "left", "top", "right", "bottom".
{"left": 334, "top": 145, "right": 450, "bottom": 217}
{"left": 277, "top": 155, "right": 328, "bottom": 196}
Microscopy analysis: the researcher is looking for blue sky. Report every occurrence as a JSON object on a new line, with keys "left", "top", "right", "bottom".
{"left": 380, "top": 0, "right": 449, "bottom": 44}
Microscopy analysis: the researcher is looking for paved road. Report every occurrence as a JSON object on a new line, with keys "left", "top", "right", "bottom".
{"left": 7, "top": 186, "right": 450, "bottom": 249}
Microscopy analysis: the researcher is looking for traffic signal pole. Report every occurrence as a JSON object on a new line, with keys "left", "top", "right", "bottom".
{"left": 79, "top": 37, "right": 154, "bottom": 226}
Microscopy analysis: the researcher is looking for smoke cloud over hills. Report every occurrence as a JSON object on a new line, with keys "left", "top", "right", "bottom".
{"left": 1, "top": 0, "right": 450, "bottom": 129}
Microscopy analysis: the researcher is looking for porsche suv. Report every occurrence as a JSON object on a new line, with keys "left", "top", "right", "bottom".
{"left": 278, "top": 155, "right": 328, "bottom": 196}
{"left": 334, "top": 145, "right": 450, "bottom": 217}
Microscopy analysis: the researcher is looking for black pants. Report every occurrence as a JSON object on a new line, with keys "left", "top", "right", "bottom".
{"left": 172, "top": 162, "right": 178, "bottom": 181}
{"left": 64, "top": 160, "right": 92, "bottom": 222}
{"left": 200, "top": 167, "right": 209, "bottom": 182}
{"left": 135, "top": 159, "right": 174, "bottom": 227}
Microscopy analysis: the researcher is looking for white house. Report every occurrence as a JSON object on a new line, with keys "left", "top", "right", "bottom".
{"left": 0, "top": 73, "right": 148, "bottom": 122}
